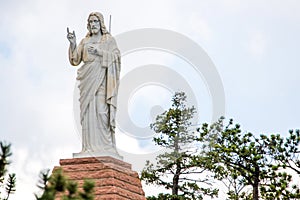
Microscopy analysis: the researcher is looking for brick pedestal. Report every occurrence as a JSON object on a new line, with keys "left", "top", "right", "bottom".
{"left": 53, "top": 156, "right": 146, "bottom": 200}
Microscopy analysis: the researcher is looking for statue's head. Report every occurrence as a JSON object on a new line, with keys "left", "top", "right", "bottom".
{"left": 87, "top": 12, "right": 109, "bottom": 36}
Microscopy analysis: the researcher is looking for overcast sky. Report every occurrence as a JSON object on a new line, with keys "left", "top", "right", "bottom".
{"left": 0, "top": 0, "right": 299, "bottom": 199}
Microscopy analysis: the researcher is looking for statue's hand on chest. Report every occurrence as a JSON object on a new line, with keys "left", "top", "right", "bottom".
{"left": 87, "top": 43, "right": 103, "bottom": 57}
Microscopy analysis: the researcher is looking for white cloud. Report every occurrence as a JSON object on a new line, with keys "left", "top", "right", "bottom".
{"left": 187, "top": 13, "right": 213, "bottom": 42}
{"left": 246, "top": 30, "right": 267, "bottom": 57}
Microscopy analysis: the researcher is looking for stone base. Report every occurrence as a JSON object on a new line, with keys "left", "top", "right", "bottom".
{"left": 73, "top": 150, "right": 123, "bottom": 160}
{"left": 53, "top": 156, "right": 146, "bottom": 200}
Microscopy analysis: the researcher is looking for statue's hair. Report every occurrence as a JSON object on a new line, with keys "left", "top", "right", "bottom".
{"left": 86, "top": 12, "right": 109, "bottom": 37}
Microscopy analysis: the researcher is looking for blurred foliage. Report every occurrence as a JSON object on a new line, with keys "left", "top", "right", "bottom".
{"left": 35, "top": 168, "right": 94, "bottom": 200}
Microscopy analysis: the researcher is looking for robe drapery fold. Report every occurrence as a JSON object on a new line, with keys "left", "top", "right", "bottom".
{"left": 69, "top": 33, "right": 121, "bottom": 153}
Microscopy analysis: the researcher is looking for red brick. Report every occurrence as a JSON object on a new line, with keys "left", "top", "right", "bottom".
{"left": 53, "top": 156, "right": 146, "bottom": 200}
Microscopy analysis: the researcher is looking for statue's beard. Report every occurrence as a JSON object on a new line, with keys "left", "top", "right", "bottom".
{"left": 91, "top": 27, "right": 100, "bottom": 34}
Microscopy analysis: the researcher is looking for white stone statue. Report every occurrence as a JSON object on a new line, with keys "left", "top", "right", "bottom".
{"left": 67, "top": 12, "right": 122, "bottom": 159}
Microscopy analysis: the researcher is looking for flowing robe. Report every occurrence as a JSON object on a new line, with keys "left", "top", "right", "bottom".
{"left": 69, "top": 34, "right": 121, "bottom": 155}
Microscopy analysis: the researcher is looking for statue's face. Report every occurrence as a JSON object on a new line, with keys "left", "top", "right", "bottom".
{"left": 88, "top": 16, "right": 101, "bottom": 35}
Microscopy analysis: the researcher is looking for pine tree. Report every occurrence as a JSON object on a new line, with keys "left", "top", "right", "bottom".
{"left": 198, "top": 118, "right": 300, "bottom": 200}
{"left": 0, "top": 142, "right": 16, "bottom": 200}
{"left": 141, "top": 92, "right": 218, "bottom": 200}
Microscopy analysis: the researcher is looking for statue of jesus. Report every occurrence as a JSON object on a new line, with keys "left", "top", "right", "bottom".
{"left": 67, "top": 12, "right": 122, "bottom": 159}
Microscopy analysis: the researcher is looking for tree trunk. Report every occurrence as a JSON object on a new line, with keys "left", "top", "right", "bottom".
{"left": 172, "top": 136, "right": 180, "bottom": 195}
{"left": 253, "top": 184, "right": 259, "bottom": 200}
{"left": 253, "top": 166, "right": 259, "bottom": 200}
{"left": 172, "top": 171, "right": 179, "bottom": 195}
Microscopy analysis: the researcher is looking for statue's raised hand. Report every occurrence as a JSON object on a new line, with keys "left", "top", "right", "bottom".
{"left": 67, "top": 27, "right": 76, "bottom": 45}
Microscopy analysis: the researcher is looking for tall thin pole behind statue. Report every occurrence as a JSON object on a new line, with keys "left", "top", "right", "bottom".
{"left": 109, "top": 15, "right": 112, "bottom": 33}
